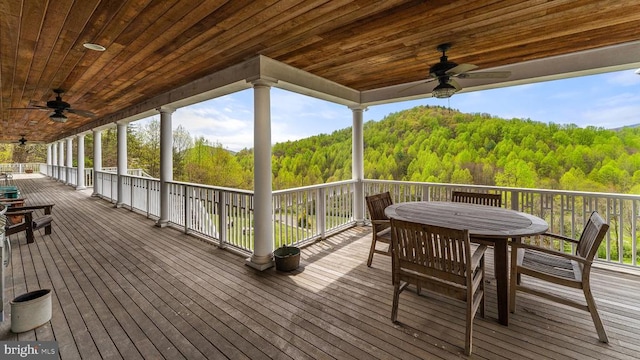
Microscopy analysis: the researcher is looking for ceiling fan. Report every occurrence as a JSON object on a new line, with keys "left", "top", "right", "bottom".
{"left": 404, "top": 43, "right": 511, "bottom": 98}
{"left": 10, "top": 89, "right": 95, "bottom": 123}
{"left": 13, "top": 135, "right": 28, "bottom": 146}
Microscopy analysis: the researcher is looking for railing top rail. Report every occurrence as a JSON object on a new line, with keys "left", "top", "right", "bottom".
{"left": 167, "top": 180, "right": 254, "bottom": 195}
{"left": 94, "top": 170, "right": 157, "bottom": 179}
{"left": 0, "top": 163, "right": 44, "bottom": 166}
{"left": 273, "top": 179, "right": 356, "bottom": 195}
{"left": 363, "top": 179, "right": 640, "bottom": 200}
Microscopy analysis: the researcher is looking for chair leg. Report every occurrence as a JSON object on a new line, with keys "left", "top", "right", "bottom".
{"left": 480, "top": 259, "right": 485, "bottom": 318}
{"left": 584, "top": 285, "right": 609, "bottom": 343}
{"left": 465, "top": 302, "right": 473, "bottom": 356}
{"left": 391, "top": 282, "right": 401, "bottom": 323}
{"left": 26, "top": 227, "right": 34, "bottom": 244}
{"left": 367, "top": 235, "right": 377, "bottom": 267}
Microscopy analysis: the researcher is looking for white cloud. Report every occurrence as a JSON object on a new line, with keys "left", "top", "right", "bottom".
{"left": 171, "top": 100, "right": 254, "bottom": 150}
{"left": 135, "top": 89, "right": 350, "bottom": 151}
{"left": 605, "top": 70, "right": 640, "bottom": 86}
{"left": 580, "top": 103, "right": 640, "bottom": 128}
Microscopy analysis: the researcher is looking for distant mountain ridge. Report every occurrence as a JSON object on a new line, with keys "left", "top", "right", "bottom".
{"left": 612, "top": 123, "right": 640, "bottom": 131}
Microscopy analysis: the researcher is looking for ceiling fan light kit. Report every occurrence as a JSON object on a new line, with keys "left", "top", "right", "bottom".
{"left": 49, "top": 111, "right": 68, "bottom": 123}
{"left": 432, "top": 82, "right": 458, "bottom": 98}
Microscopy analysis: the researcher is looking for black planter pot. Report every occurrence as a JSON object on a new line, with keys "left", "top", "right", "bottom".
{"left": 274, "top": 246, "right": 300, "bottom": 272}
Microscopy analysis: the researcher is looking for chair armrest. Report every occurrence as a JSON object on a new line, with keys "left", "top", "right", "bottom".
{"left": 0, "top": 198, "right": 27, "bottom": 203}
{"left": 371, "top": 219, "right": 390, "bottom": 225}
{"left": 6, "top": 204, "right": 54, "bottom": 213}
{"left": 511, "top": 242, "right": 588, "bottom": 265}
{"left": 540, "top": 232, "right": 579, "bottom": 244}
{"left": 3, "top": 210, "right": 33, "bottom": 217}
{"left": 470, "top": 244, "right": 487, "bottom": 269}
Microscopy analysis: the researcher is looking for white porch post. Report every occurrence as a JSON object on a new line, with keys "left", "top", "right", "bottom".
{"left": 351, "top": 106, "right": 366, "bottom": 225}
{"left": 92, "top": 129, "right": 102, "bottom": 196}
{"left": 116, "top": 122, "right": 128, "bottom": 207}
{"left": 51, "top": 142, "right": 58, "bottom": 179}
{"left": 156, "top": 107, "right": 174, "bottom": 228}
{"left": 46, "top": 144, "right": 52, "bottom": 177}
{"left": 58, "top": 140, "right": 65, "bottom": 182}
{"left": 246, "top": 78, "right": 276, "bottom": 271}
{"left": 66, "top": 137, "right": 73, "bottom": 185}
{"left": 76, "top": 134, "right": 86, "bottom": 190}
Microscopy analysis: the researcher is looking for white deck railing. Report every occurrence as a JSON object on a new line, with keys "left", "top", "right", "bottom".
{"left": 0, "top": 163, "right": 41, "bottom": 174}
{"left": 40, "top": 162, "right": 639, "bottom": 268}
{"left": 88, "top": 174, "right": 356, "bottom": 254}
{"left": 363, "top": 180, "right": 640, "bottom": 268}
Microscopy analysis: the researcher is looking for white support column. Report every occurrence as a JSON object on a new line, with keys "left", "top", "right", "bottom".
{"left": 52, "top": 142, "right": 58, "bottom": 179}
{"left": 156, "top": 107, "right": 175, "bottom": 228}
{"left": 66, "top": 137, "right": 73, "bottom": 185}
{"left": 246, "top": 78, "right": 277, "bottom": 271}
{"left": 58, "top": 140, "right": 65, "bottom": 182}
{"left": 116, "top": 122, "right": 128, "bottom": 207}
{"left": 351, "top": 106, "right": 366, "bottom": 225}
{"left": 92, "top": 129, "right": 102, "bottom": 196}
{"left": 46, "top": 144, "right": 52, "bottom": 177}
{"left": 76, "top": 134, "right": 86, "bottom": 190}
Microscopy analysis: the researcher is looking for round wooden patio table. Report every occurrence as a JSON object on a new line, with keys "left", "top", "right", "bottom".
{"left": 385, "top": 201, "right": 548, "bottom": 326}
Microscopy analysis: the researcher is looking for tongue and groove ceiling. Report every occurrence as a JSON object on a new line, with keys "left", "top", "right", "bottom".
{"left": 2, "top": 0, "right": 640, "bottom": 143}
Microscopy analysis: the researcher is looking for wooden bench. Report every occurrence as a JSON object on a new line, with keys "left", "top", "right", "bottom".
{"left": 4, "top": 204, "right": 54, "bottom": 244}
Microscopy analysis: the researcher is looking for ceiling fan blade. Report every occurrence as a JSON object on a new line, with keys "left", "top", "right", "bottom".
{"left": 449, "top": 79, "right": 462, "bottom": 90}
{"left": 67, "top": 108, "right": 95, "bottom": 117}
{"left": 446, "top": 63, "right": 477, "bottom": 75}
{"left": 8, "top": 106, "right": 49, "bottom": 111}
{"left": 398, "top": 78, "right": 437, "bottom": 94}
{"left": 457, "top": 71, "right": 511, "bottom": 79}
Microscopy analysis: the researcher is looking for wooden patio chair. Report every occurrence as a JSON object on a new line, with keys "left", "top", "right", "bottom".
{"left": 509, "top": 211, "right": 609, "bottom": 343}
{"left": 365, "top": 192, "right": 393, "bottom": 267}
{"left": 4, "top": 204, "right": 54, "bottom": 244}
{"left": 451, "top": 190, "right": 502, "bottom": 207}
{"left": 390, "top": 219, "right": 486, "bottom": 355}
{"left": 451, "top": 190, "right": 503, "bottom": 248}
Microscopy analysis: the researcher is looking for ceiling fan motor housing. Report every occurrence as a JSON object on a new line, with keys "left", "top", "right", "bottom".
{"left": 430, "top": 60, "right": 458, "bottom": 76}
{"left": 46, "top": 99, "right": 70, "bottom": 110}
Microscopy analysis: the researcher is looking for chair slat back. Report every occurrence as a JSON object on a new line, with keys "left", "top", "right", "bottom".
{"left": 451, "top": 191, "right": 502, "bottom": 207}
{"left": 391, "top": 218, "right": 470, "bottom": 285}
{"left": 366, "top": 192, "right": 393, "bottom": 222}
{"left": 577, "top": 211, "right": 609, "bottom": 261}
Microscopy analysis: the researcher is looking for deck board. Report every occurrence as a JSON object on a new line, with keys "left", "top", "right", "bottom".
{"left": 1, "top": 175, "right": 640, "bottom": 359}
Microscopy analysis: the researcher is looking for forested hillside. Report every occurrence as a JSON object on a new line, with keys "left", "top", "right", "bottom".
{"left": 18, "top": 105, "right": 637, "bottom": 195}
{"left": 263, "top": 105, "right": 640, "bottom": 194}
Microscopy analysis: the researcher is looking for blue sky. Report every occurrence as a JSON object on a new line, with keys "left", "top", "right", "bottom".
{"left": 158, "top": 69, "right": 640, "bottom": 152}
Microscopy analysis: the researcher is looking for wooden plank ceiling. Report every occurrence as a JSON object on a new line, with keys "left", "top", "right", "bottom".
{"left": 1, "top": 0, "right": 640, "bottom": 144}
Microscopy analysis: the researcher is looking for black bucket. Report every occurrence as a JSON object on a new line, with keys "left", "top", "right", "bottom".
{"left": 274, "top": 246, "right": 300, "bottom": 272}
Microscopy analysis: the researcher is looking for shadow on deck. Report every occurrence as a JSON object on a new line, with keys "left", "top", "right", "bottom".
{"left": 1, "top": 175, "right": 639, "bottom": 359}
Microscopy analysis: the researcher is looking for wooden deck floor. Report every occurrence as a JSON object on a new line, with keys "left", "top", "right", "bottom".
{"left": 2, "top": 176, "right": 640, "bottom": 359}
